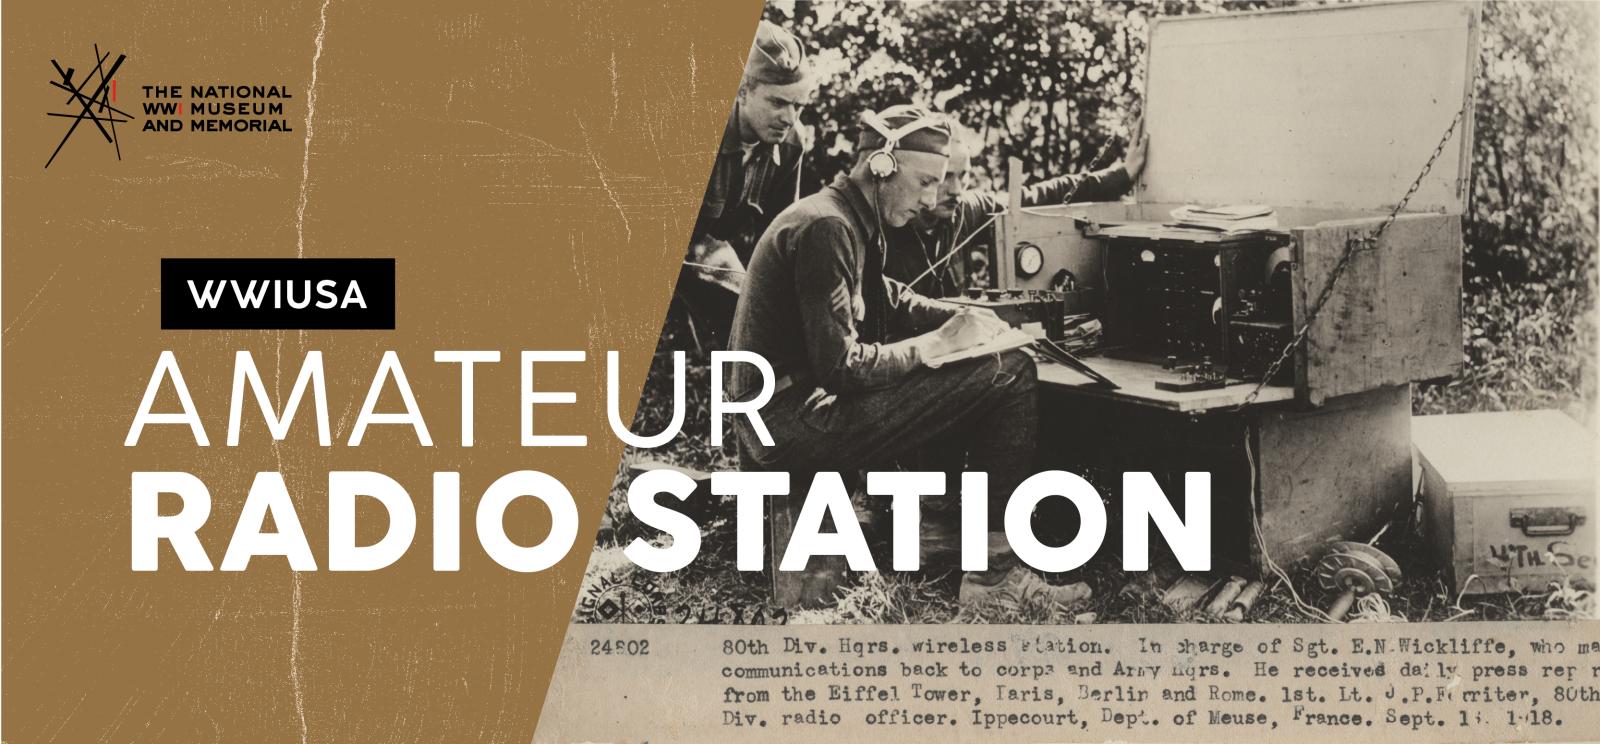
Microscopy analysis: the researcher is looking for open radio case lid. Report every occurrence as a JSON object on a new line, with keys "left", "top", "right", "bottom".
{"left": 1137, "top": 1, "right": 1479, "bottom": 215}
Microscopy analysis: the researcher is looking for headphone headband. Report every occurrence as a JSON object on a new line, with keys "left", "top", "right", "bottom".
{"left": 862, "top": 106, "right": 950, "bottom": 179}
{"left": 863, "top": 107, "right": 951, "bottom": 157}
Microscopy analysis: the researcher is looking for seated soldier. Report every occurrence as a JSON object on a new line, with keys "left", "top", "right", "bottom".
{"left": 884, "top": 124, "right": 1148, "bottom": 297}
{"left": 727, "top": 104, "right": 1091, "bottom": 607}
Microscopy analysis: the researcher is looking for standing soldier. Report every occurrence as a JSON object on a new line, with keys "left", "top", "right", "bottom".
{"left": 676, "top": 20, "right": 817, "bottom": 351}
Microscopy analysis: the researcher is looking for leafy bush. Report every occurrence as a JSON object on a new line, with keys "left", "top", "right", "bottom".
{"left": 1424, "top": 0, "right": 1598, "bottom": 420}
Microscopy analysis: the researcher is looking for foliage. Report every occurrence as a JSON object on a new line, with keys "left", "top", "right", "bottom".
{"left": 1421, "top": 0, "right": 1599, "bottom": 419}
{"left": 1465, "top": 1, "right": 1598, "bottom": 289}
{"left": 1415, "top": 281, "right": 1596, "bottom": 419}
{"left": 771, "top": 0, "right": 1278, "bottom": 187}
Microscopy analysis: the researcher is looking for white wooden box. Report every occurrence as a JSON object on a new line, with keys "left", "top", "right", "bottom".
{"left": 1413, "top": 411, "right": 1597, "bottom": 595}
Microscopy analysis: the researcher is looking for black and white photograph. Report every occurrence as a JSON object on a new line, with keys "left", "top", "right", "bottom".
{"left": 574, "top": 0, "right": 1597, "bottom": 626}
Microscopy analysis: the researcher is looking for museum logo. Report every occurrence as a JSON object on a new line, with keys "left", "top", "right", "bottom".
{"left": 45, "top": 47, "right": 299, "bottom": 168}
{"left": 46, "top": 45, "right": 131, "bottom": 168}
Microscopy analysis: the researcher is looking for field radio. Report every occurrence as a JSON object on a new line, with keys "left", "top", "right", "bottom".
{"left": 983, "top": 1, "right": 1473, "bottom": 407}
{"left": 1096, "top": 225, "right": 1295, "bottom": 385}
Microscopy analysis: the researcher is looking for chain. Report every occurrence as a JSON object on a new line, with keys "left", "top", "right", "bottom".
{"left": 1233, "top": 102, "right": 1470, "bottom": 411}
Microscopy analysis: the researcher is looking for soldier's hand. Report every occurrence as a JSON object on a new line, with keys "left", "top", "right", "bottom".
{"left": 933, "top": 308, "right": 1003, "bottom": 357}
{"left": 1124, "top": 118, "right": 1149, "bottom": 181}
{"left": 966, "top": 307, "right": 1012, "bottom": 336}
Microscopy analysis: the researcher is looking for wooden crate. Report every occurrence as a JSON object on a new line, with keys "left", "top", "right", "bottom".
{"left": 1251, "top": 384, "right": 1413, "bottom": 566}
{"left": 1035, "top": 383, "right": 1413, "bottom": 574}
{"left": 1413, "top": 411, "right": 1597, "bottom": 596}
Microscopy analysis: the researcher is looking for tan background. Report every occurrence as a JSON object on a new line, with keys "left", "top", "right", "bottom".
{"left": 3, "top": 0, "right": 760, "bottom": 740}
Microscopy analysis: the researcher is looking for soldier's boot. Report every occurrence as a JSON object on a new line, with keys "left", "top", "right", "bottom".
{"left": 957, "top": 532, "right": 1091, "bottom": 608}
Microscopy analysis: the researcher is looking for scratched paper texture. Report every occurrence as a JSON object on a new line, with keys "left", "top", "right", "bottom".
{"left": 2, "top": 0, "right": 763, "bottom": 741}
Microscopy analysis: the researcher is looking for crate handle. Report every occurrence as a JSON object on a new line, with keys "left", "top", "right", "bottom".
{"left": 1509, "top": 508, "right": 1586, "bottom": 538}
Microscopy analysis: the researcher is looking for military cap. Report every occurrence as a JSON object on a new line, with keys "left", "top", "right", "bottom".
{"left": 744, "top": 20, "right": 810, "bottom": 87}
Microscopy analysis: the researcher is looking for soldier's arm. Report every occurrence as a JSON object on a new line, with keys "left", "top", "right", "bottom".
{"left": 954, "top": 190, "right": 1003, "bottom": 241}
{"left": 955, "top": 167, "right": 1127, "bottom": 215}
{"left": 885, "top": 277, "right": 959, "bottom": 335}
{"left": 792, "top": 218, "right": 950, "bottom": 391}
{"left": 1020, "top": 165, "right": 1133, "bottom": 206}
{"left": 1022, "top": 126, "right": 1148, "bottom": 206}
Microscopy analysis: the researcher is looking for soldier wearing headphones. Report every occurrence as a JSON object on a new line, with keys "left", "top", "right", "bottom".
{"left": 728, "top": 105, "right": 1093, "bottom": 607}
{"left": 885, "top": 125, "right": 1148, "bottom": 297}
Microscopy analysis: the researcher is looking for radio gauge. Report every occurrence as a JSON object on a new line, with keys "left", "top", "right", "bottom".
{"left": 1015, "top": 242, "right": 1044, "bottom": 277}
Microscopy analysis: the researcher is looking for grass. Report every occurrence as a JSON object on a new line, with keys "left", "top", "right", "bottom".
{"left": 1416, "top": 279, "right": 1597, "bottom": 421}
{"left": 576, "top": 282, "right": 1596, "bottom": 625}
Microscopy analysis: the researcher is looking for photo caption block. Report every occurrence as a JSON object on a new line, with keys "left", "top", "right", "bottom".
{"left": 538, "top": 622, "right": 1600, "bottom": 742}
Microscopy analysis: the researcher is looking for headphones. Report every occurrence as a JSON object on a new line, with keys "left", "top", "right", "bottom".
{"left": 862, "top": 105, "right": 950, "bottom": 180}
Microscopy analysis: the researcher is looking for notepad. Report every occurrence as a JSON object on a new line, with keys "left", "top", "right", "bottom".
{"left": 1169, "top": 203, "right": 1279, "bottom": 233}
{"left": 924, "top": 328, "right": 1037, "bottom": 368}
